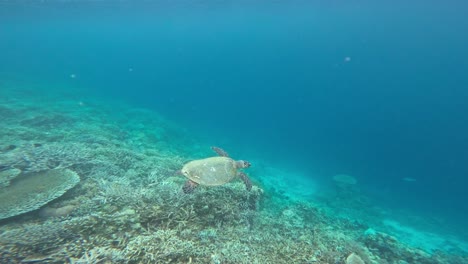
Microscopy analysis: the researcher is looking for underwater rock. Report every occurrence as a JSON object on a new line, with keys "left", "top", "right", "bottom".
{"left": 333, "top": 174, "right": 357, "bottom": 186}
{"left": 39, "top": 204, "right": 76, "bottom": 218}
{"left": 0, "top": 169, "right": 80, "bottom": 220}
{"left": 332, "top": 173, "right": 360, "bottom": 199}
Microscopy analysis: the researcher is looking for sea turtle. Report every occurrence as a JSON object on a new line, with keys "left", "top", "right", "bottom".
{"left": 180, "top": 146, "right": 252, "bottom": 193}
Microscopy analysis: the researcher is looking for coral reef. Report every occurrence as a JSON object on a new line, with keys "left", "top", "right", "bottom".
{"left": 0, "top": 84, "right": 466, "bottom": 264}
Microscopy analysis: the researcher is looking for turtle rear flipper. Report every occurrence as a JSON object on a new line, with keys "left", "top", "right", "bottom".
{"left": 211, "top": 146, "right": 230, "bottom": 157}
{"left": 239, "top": 172, "right": 252, "bottom": 191}
{"left": 183, "top": 180, "right": 199, "bottom": 194}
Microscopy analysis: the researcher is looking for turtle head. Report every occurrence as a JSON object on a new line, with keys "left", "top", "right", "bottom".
{"left": 176, "top": 169, "right": 190, "bottom": 176}
{"left": 236, "top": 160, "right": 251, "bottom": 169}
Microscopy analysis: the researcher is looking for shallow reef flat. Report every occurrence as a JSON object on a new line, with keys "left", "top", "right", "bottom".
{"left": 0, "top": 84, "right": 467, "bottom": 264}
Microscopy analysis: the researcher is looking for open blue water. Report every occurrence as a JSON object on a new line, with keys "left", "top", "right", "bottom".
{"left": 1, "top": 0, "right": 468, "bottom": 256}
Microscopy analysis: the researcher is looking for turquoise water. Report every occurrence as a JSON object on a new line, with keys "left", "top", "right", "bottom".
{"left": 1, "top": 1, "right": 468, "bottom": 263}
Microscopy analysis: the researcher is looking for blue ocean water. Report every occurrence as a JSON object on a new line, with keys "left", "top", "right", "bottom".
{"left": 1, "top": 0, "right": 468, "bottom": 257}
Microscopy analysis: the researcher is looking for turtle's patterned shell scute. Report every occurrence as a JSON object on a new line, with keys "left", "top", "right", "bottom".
{"left": 181, "top": 157, "right": 237, "bottom": 186}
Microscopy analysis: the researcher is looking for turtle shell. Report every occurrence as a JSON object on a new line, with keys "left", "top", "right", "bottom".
{"left": 181, "top": 157, "right": 238, "bottom": 186}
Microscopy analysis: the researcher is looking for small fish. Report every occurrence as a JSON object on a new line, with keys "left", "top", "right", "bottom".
{"left": 403, "top": 177, "right": 417, "bottom": 182}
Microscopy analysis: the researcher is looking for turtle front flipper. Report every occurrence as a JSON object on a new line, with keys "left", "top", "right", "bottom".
{"left": 211, "top": 146, "right": 230, "bottom": 157}
{"left": 238, "top": 172, "right": 252, "bottom": 191}
{"left": 183, "top": 180, "right": 199, "bottom": 194}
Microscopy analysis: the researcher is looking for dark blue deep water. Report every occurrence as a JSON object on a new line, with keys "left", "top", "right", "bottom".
{"left": 2, "top": 0, "right": 468, "bottom": 242}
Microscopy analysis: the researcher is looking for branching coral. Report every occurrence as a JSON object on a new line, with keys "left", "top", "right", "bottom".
{"left": 123, "top": 229, "right": 195, "bottom": 263}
